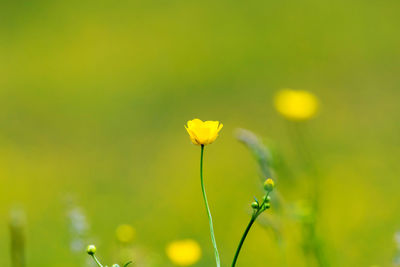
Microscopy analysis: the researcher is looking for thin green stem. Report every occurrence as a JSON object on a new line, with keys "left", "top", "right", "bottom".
{"left": 232, "top": 193, "right": 270, "bottom": 267}
{"left": 231, "top": 215, "right": 256, "bottom": 267}
{"left": 200, "top": 145, "right": 221, "bottom": 267}
{"left": 91, "top": 255, "right": 104, "bottom": 267}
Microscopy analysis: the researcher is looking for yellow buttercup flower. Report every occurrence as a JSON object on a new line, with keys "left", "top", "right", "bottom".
{"left": 116, "top": 224, "right": 136, "bottom": 244}
{"left": 274, "top": 89, "right": 319, "bottom": 120}
{"left": 166, "top": 239, "right": 202, "bottom": 266}
{"left": 185, "top": 119, "right": 223, "bottom": 145}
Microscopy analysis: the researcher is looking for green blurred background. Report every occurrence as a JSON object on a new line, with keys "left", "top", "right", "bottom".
{"left": 0, "top": 0, "right": 399, "bottom": 266}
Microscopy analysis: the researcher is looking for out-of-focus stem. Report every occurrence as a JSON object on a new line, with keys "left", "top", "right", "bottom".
{"left": 287, "top": 122, "right": 328, "bottom": 267}
{"left": 9, "top": 209, "right": 26, "bottom": 267}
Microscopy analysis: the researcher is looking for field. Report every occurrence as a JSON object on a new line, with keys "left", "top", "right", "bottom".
{"left": 0, "top": 0, "right": 400, "bottom": 266}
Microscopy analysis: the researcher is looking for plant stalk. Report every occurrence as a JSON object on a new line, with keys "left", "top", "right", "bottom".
{"left": 10, "top": 209, "right": 26, "bottom": 267}
{"left": 200, "top": 144, "right": 221, "bottom": 267}
{"left": 91, "top": 255, "right": 104, "bottom": 267}
{"left": 231, "top": 215, "right": 256, "bottom": 267}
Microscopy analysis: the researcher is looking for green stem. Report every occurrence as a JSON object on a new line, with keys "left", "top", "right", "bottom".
{"left": 232, "top": 193, "right": 271, "bottom": 267}
{"left": 91, "top": 255, "right": 104, "bottom": 267}
{"left": 231, "top": 215, "right": 256, "bottom": 267}
{"left": 200, "top": 145, "right": 221, "bottom": 267}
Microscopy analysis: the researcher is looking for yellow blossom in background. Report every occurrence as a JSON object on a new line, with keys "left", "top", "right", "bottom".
{"left": 116, "top": 224, "right": 136, "bottom": 244}
{"left": 166, "top": 239, "right": 202, "bottom": 266}
{"left": 274, "top": 89, "right": 319, "bottom": 120}
{"left": 185, "top": 119, "right": 223, "bottom": 145}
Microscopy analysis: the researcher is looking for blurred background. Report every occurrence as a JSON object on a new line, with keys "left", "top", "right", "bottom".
{"left": 0, "top": 0, "right": 399, "bottom": 266}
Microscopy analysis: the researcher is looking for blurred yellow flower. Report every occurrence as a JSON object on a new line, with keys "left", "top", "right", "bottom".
{"left": 166, "top": 239, "right": 202, "bottom": 266}
{"left": 274, "top": 89, "right": 319, "bottom": 120}
{"left": 116, "top": 224, "right": 136, "bottom": 244}
{"left": 185, "top": 119, "right": 223, "bottom": 145}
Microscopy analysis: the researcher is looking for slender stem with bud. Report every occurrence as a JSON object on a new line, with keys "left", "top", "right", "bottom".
{"left": 232, "top": 189, "right": 273, "bottom": 267}
{"left": 200, "top": 144, "right": 221, "bottom": 267}
{"left": 87, "top": 245, "right": 131, "bottom": 267}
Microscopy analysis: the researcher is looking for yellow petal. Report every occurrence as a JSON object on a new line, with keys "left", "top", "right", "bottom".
{"left": 188, "top": 119, "right": 204, "bottom": 129}
{"left": 205, "top": 121, "right": 222, "bottom": 144}
{"left": 217, "top": 123, "right": 223, "bottom": 132}
{"left": 185, "top": 126, "right": 200, "bottom": 145}
{"left": 185, "top": 119, "right": 223, "bottom": 145}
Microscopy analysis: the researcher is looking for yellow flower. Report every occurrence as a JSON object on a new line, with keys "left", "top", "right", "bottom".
{"left": 116, "top": 224, "right": 136, "bottom": 244}
{"left": 185, "top": 119, "right": 223, "bottom": 145}
{"left": 274, "top": 89, "right": 319, "bottom": 120}
{"left": 166, "top": 239, "right": 202, "bottom": 266}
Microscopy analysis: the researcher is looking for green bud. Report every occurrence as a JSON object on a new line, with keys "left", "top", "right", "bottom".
{"left": 112, "top": 265, "right": 120, "bottom": 267}
{"left": 251, "top": 202, "right": 259, "bottom": 209}
{"left": 263, "top": 195, "right": 271, "bottom": 202}
{"left": 263, "top": 202, "right": 271, "bottom": 209}
{"left": 86, "top": 245, "right": 96, "bottom": 255}
{"left": 264, "top": 178, "right": 275, "bottom": 192}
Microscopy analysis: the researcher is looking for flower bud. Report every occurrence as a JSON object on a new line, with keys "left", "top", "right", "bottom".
{"left": 86, "top": 245, "right": 96, "bottom": 255}
{"left": 263, "top": 195, "right": 271, "bottom": 202}
{"left": 263, "top": 202, "right": 271, "bottom": 209}
{"left": 251, "top": 202, "right": 259, "bottom": 209}
{"left": 112, "top": 264, "right": 120, "bottom": 267}
{"left": 264, "top": 178, "right": 275, "bottom": 192}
